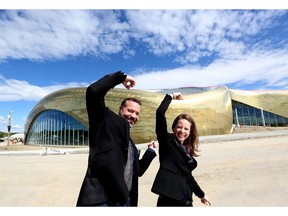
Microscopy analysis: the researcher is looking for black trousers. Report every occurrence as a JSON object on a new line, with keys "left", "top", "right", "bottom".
{"left": 157, "top": 195, "right": 193, "bottom": 207}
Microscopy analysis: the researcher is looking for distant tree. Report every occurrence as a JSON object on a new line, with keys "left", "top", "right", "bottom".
{"left": 0, "top": 131, "right": 17, "bottom": 138}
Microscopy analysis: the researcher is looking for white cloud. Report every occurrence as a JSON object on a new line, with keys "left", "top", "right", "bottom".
{"left": 0, "top": 10, "right": 286, "bottom": 63}
{"left": 0, "top": 75, "right": 89, "bottom": 101}
{"left": 125, "top": 10, "right": 285, "bottom": 63}
{"left": 0, "top": 115, "right": 6, "bottom": 124}
{"left": 0, "top": 49, "right": 287, "bottom": 103}
{"left": 133, "top": 50, "right": 288, "bottom": 90}
{"left": 0, "top": 10, "right": 130, "bottom": 60}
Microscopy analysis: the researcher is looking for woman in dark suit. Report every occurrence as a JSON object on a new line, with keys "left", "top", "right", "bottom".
{"left": 151, "top": 92, "right": 211, "bottom": 207}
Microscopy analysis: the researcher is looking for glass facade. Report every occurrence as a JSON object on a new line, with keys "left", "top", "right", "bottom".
{"left": 232, "top": 101, "right": 288, "bottom": 127}
{"left": 25, "top": 109, "right": 88, "bottom": 146}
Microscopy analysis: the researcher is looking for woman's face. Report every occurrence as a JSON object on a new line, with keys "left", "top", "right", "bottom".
{"left": 173, "top": 119, "right": 191, "bottom": 144}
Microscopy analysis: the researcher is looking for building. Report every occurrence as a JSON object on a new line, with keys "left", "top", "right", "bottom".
{"left": 24, "top": 86, "right": 288, "bottom": 146}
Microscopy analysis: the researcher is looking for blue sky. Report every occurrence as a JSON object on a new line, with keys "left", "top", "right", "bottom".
{"left": 0, "top": 5, "right": 288, "bottom": 133}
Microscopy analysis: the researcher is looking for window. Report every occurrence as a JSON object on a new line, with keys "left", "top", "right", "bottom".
{"left": 232, "top": 101, "right": 288, "bottom": 127}
{"left": 25, "top": 110, "right": 88, "bottom": 146}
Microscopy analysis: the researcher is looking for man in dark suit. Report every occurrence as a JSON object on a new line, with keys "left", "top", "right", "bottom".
{"left": 76, "top": 71, "right": 156, "bottom": 207}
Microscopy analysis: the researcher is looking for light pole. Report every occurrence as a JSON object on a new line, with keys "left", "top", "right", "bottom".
{"left": 6, "top": 111, "right": 13, "bottom": 148}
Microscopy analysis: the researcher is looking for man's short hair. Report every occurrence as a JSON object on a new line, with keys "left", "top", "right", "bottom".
{"left": 120, "top": 98, "right": 142, "bottom": 109}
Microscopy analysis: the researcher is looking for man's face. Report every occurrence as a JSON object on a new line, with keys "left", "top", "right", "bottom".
{"left": 119, "top": 100, "right": 141, "bottom": 127}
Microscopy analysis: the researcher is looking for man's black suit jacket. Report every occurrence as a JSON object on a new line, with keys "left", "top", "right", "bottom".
{"left": 76, "top": 71, "right": 156, "bottom": 206}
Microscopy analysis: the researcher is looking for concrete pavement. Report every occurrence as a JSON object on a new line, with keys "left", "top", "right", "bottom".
{"left": 0, "top": 129, "right": 288, "bottom": 207}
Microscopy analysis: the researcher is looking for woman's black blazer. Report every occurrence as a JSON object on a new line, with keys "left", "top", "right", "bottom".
{"left": 151, "top": 94, "right": 205, "bottom": 201}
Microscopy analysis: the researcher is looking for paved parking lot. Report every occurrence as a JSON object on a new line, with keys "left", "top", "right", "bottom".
{"left": 1, "top": 130, "right": 288, "bottom": 209}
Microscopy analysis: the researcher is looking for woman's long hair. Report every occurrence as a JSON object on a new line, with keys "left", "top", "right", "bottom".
{"left": 172, "top": 113, "right": 200, "bottom": 157}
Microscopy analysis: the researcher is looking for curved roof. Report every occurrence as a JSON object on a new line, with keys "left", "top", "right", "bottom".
{"left": 24, "top": 86, "right": 288, "bottom": 144}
